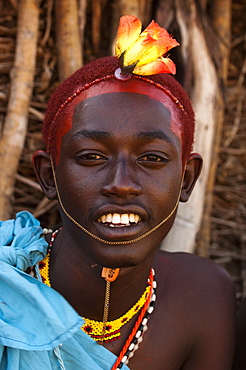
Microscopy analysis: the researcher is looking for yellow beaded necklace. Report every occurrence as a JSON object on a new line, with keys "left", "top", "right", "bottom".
{"left": 39, "top": 230, "right": 151, "bottom": 343}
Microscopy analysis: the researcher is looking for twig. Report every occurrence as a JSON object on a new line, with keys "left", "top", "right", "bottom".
{"left": 224, "top": 57, "right": 246, "bottom": 147}
{"left": 8, "top": 0, "right": 18, "bottom": 10}
{"left": 33, "top": 199, "right": 57, "bottom": 218}
{"left": 211, "top": 217, "right": 245, "bottom": 229}
{"left": 78, "top": 0, "right": 87, "bottom": 62}
{"left": 15, "top": 173, "right": 42, "bottom": 191}
{"left": 0, "top": 0, "right": 41, "bottom": 219}
{"left": 35, "top": 196, "right": 51, "bottom": 212}
{"left": 210, "top": 249, "right": 246, "bottom": 262}
{"left": 55, "top": 0, "right": 82, "bottom": 81}
{"left": 0, "top": 25, "right": 16, "bottom": 36}
{"left": 40, "top": 0, "right": 53, "bottom": 46}
{"left": 28, "top": 106, "right": 45, "bottom": 121}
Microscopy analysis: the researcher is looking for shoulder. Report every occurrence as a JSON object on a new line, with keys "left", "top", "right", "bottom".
{"left": 155, "top": 249, "right": 234, "bottom": 296}
{"left": 153, "top": 250, "right": 236, "bottom": 326}
{"left": 151, "top": 251, "right": 236, "bottom": 369}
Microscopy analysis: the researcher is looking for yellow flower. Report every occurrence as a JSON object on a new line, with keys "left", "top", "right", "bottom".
{"left": 115, "top": 15, "right": 179, "bottom": 75}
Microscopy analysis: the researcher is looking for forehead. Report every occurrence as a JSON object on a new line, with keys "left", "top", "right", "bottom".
{"left": 61, "top": 92, "right": 182, "bottom": 156}
{"left": 54, "top": 78, "right": 184, "bottom": 163}
{"left": 70, "top": 78, "right": 182, "bottom": 132}
{"left": 72, "top": 92, "right": 171, "bottom": 133}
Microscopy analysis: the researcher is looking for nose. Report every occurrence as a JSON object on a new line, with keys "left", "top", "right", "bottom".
{"left": 101, "top": 159, "right": 142, "bottom": 198}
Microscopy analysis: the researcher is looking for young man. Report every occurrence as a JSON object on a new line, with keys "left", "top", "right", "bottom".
{"left": 0, "top": 16, "right": 235, "bottom": 370}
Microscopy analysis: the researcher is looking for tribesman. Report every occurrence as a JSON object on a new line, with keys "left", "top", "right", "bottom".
{"left": 0, "top": 15, "right": 236, "bottom": 370}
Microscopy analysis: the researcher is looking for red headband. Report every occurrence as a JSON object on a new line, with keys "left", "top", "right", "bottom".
{"left": 49, "top": 74, "right": 187, "bottom": 164}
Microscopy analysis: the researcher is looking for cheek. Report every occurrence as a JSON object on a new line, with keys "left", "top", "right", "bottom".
{"left": 144, "top": 170, "right": 182, "bottom": 216}
{"left": 55, "top": 163, "right": 85, "bottom": 198}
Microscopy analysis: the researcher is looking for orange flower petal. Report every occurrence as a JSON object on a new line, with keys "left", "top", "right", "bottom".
{"left": 115, "top": 16, "right": 179, "bottom": 76}
{"left": 136, "top": 36, "right": 179, "bottom": 66}
{"left": 122, "top": 34, "right": 156, "bottom": 66}
{"left": 144, "top": 20, "right": 170, "bottom": 39}
{"left": 115, "top": 15, "right": 142, "bottom": 57}
{"left": 133, "top": 57, "right": 176, "bottom": 75}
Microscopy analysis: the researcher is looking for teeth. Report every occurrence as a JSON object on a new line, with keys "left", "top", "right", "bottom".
{"left": 106, "top": 214, "right": 112, "bottom": 223}
{"left": 98, "top": 212, "right": 141, "bottom": 226}
{"left": 121, "top": 214, "right": 129, "bottom": 224}
{"left": 112, "top": 213, "right": 121, "bottom": 223}
{"left": 101, "top": 214, "right": 107, "bottom": 223}
{"left": 129, "top": 213, "right": 135, "bottom": 223}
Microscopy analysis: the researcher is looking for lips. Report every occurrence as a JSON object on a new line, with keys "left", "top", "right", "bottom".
{"left": 98, "top": 213, "right": 141, "bottom": 227}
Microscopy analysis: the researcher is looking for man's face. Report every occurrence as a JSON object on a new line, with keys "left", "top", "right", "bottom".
{"left": 55, "top": 92, "right": 183, "bottom": 267}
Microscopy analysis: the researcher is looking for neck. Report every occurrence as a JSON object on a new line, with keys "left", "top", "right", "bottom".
{"left": 48, "top": 228, "right": 154, "bottom": 320}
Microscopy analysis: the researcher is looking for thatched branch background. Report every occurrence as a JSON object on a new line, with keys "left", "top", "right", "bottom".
{"left": 0, "top": 0, "right": 245, "bottom": 303}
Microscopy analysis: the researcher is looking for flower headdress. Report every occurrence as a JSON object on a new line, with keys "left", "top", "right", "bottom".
{"left": 115, "top": 15, "right": 179, "bottom": 76}
{"left": 42, "top": 16, "right": 196, "bottom": 165}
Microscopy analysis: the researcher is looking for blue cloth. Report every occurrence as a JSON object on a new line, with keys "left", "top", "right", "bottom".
{"left": 0, "top": 211, "right": 48, "bottom": 271}
{"left": 0, "top": 212, "right": 130, "bottom": 370}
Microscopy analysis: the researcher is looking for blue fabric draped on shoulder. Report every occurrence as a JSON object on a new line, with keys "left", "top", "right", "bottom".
{"left": 0, "top": 210, "right": 48, "bottom": 271}
{"left": 0, "top": 212, "right": 130, "bottom": 369}
{"left": 0, "top": 211, "right": 83, "bottom": 350}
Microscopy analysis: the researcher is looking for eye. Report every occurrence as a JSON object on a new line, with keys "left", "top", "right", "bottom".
{"left": 138, "top": 153, "right": 169, "bottom": 164}
{"left": 80, "top": 153, "right": 104, "bottom": 160}
{"left": 74, "top": 152, "right": 108, "bottom": 164}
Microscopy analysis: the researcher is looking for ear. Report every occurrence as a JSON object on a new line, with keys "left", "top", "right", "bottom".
{"left": 180, "top": 153, "right": 203, "bottom": 203}
{"left": 33, "top": 150, "right": 57, "bottom": 200}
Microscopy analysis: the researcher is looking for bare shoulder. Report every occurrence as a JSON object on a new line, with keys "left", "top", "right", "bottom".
{"left": 154, "top": 249, "right": 235, "bottom": 304}
{"left": 143, "top": 250, "right": 237, "bottom": 369}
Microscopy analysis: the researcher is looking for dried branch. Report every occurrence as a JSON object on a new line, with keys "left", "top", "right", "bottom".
{"left": 92, "top": 0, "right": 102, "bottom": 54}
{"left": 196, "top": 0, "right": 232, "bottom": 256}
{"left": 224, "top": 58, "right": 246, "bottom": 147}
{"left": 0, "top": 0, "right": 40, "bottom": 220}
{"left": 33, "top": 199, "right": 57, "bottom": 218}
{"left": 28, "top": 106, "right": 45, "bottom": 121}
{"left": 40, "top": 0, "right": 53, "bottom": 46}
{"left": 161, "top": 0, "right": 220, "bottom": 255}
{"left": 15, "top": 173, "right": 41, "bottom": 191}
{"left": 55, "top": 0, "right": 82, "bottom": 81}
{"left": 78, "top": 0, "right": 87, "bottom": 63}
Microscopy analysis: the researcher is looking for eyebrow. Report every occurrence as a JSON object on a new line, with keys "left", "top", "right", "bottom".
{"left": 70, "top": 129, "right": 175, "bottom": 145}
{"left": 135, "top": 131, "right": 175, "bottom": 145}
{"left": 70, "top": 130, "right": 112, "bottom": 141}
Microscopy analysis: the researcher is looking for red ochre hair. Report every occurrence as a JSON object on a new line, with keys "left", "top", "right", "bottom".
{"left": 42, "top": 56, "right": 195, "bottom": 164}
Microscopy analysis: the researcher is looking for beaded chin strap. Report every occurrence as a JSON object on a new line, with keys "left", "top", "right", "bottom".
{"left": 50, "top": 156, "right": 185, "bottom": 246}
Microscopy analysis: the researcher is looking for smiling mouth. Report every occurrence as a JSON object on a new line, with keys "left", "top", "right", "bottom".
{"left": 97, "top": 213, "right": 141, "bottom": 227}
